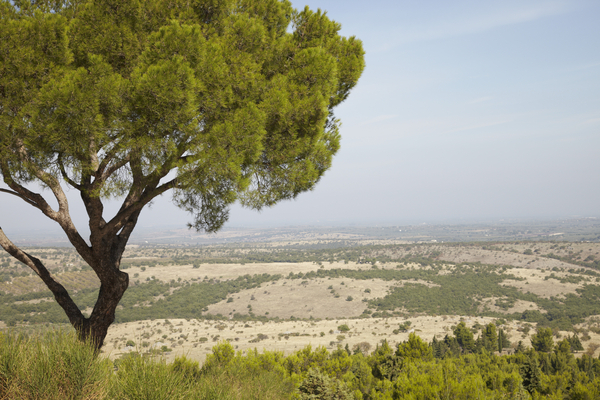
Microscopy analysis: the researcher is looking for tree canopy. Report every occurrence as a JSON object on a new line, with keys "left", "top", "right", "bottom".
{"left": 0, "top": 0, "right": 364, "bottom": 347}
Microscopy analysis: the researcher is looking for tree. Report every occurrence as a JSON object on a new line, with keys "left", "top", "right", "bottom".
{"left": 370, "top": 340, "right": 403, "bottom": 382}
{"left": 482, "top": 323, "right": 497, "bottom": 352}
{"left": 396, "top": 332, "right": 433, "bottom": 361}
{"left": 0, "top": 0, "right": 364, "bottom": 349}
{"left": 497, "top": 328, "right": 510, "bottom": 352}
{"left": 297, "top": 368, "right": 352, "bottom": 400}
{"left": 531, "top": 327, "right": 554, "bottom": 353}
{"left": 520, "top": 355, "right": 541, "bottom": 395}
{"left": 453, "top": 322, "right": 475, "bottom": 353}
{"left": 568, "top": 334, "right": 584, "bottom": 352}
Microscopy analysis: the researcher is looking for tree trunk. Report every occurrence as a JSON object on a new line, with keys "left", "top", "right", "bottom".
{"left": 75, "top": 239, "right": 130, "bottom": 350}
{"left": 0, "top": 227, "right": 129, "bottom": 351}
{"left": 77, "top": 270, "right": 129, "bottom": 350}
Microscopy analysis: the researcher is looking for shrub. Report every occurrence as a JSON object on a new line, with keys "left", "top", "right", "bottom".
{"left": 0, "top": 330, "right": 111, "bottom": 400}
{"left": 297, "top": 369, "right": 352, "bottom": 400}
{"left": 112, "top": 353, "right": 194, "bottom": 399}
{"left": 171, "top": 356, "right": 201, "bottom": 380}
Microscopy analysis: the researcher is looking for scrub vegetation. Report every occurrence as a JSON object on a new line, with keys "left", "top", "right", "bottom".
{"left": 2, "top": 325, "right": 600, "bottom": 399}
{"left": 3, "top": 241, "right": 600, "bottom": 331}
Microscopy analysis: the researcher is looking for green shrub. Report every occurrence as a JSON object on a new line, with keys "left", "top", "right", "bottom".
{"left": 0, "top": 330, "right": 111, "bottom": 400}
{"left": 111, "top": 353, "right": 194, "bottom": 400}
{"left": 171, "top": 356, "right": 201, "bottom": 380}
{"left": 297, "top": 369, "right": 352, "bottom": 400}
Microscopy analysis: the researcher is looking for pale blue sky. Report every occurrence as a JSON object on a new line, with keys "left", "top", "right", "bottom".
{"left": 229, "top": 0, "right": 600, "bottom": 225}
{"left": 1, "top": 0, "right": 599, "bottom": 235}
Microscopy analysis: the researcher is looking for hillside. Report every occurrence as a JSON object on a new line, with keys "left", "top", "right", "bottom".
{"left": 1, "top": 239, "right": 600, "bottom": 363}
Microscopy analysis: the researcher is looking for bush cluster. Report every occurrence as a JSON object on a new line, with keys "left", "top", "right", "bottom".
{"left": 3, "top": 327, "right": 600, "bottom": 399}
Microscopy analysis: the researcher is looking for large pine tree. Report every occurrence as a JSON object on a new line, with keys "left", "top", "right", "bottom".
{"left": 0, "top": 0, "right": 364, "bottom": 348}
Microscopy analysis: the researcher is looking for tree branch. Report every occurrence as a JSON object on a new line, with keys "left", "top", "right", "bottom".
{"left": 104, "top": 177, "right": 179, "bottom": 237}
{"left": 95, "top": 141, "right": 127, "bottom": 179}
{"left": 0, "top": 227, "right": 86, "bottom": 328}
{"left": 1, "top": 161, "right": 93, "bottom": 264}
{"left": 57, "top": 155, "right": 82, "bottom": 190}
{"left": 0, "top": 188, "right": 44, "bottom": 210}
{"left": 1, "top": 162, "right": 61, "bottom": 220}
{"left": 97, "top": 153, "right": 130, "bottom": 183}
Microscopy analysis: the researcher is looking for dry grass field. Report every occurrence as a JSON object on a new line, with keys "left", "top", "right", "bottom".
{"left": 98, "top": 240, "right": 600, "bottom": 363}
{"left": 3, "top": 238, "right": 600, "bottom": 364}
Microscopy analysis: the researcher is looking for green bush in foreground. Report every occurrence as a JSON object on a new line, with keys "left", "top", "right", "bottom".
{"left": 0, "top": 330, "right": 111, "bottom": 399}
{"left": 5, "top": 329, "right": 600, "bottom": 399}
{"left": 0, "top": 330, "right": 294, "bottom": 400}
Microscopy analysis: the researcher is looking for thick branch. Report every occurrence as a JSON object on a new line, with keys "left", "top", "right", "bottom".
{"left": 95, "top": 140, "right": 128, "bottom": 179}
{"left": 0, "top": 227, "right": 85, "bottom": 328}
{"left": 1, "top": 161, "right": 61, "bottom": 220}
{"left": 114, "top": 208, "right": 143, "bottom": 257}
{"left": 104, "top": 177, "right": 179, "bottom": 237}
{"left": 1, "top": 162, "right": 93, "bottom": 264}
{"left": 0, "top": 188, "right": 44, "bottom": 209}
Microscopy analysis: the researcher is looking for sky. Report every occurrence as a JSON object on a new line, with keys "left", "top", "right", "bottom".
{"left": 1, "top": 0, "right": 599, "bottom": 236}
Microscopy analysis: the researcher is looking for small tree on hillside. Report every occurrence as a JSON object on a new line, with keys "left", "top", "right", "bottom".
{"left": 0, "top": 0, "right": 364, "bottom": 349}
{"left": 497, "top": 328, "right": 511, "bottom": 352}
{"left": 483, "top": 323, "right": 498, "bottom": 352}
{"left": 531, "top": 327, "right": 554, "bottom": 353}
{"left": 453, "top": 321, "right": 475, "bottom": 353}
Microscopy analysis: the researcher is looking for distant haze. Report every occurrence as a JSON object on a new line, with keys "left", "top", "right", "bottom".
{"left": 1, "top": 0, "right": 599, "bottom": 237}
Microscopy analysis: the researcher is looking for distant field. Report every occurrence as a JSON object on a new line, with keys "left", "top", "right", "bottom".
{"left": 2, "top": 239, "right": 600, "bottom": 362}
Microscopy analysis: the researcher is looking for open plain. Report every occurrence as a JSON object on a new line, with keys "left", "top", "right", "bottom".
{"left": 3, "top": 225, "right": 600, "bottom": 364}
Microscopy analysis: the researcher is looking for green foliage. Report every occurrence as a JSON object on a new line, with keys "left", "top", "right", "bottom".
{"left": 531, "top": 327, "right": 554, "bottom": 352}
{"left": 481, "top": 323, "right": 498, "bottom": 352}
{"left": 0, "top": 330, "right": 111, "bottom": 399}
{"left": 497, "top": 328, "right": 511, "bottom": 352}
{"left": 520, "top": 355, "right": 542, "bottom": 395}
{"left": 284, "top": 345, "right": 330, "bottom": 377}
{"left": 113, "top": 353, "right": 196, "bottom": 400}
{"left": 370, "top": 340, "right": 403, "bottom": 382}
{"left": 0, "top": 0, "right": 365, "bottom": 231}
{"left": 568, "top": 334, "right": 584, "bottom": 352}
{"left": 396, "top": 333, "right": 433, "bottom": 362}
{"left": 7, "top": 329, "right": 600, "bottom": 399}
{"left": 453, "top": 321, "right": 475, "bottom": 353}
{"left": 171, "top": 356, "right": 201, "bottom": 381}
{"left": 398, "top": 321, "right": 412, "bottom": 331}
{"left": 297, "top": 368, "right": 352, "bottom": 400}
{"left": 202, "top": 341, "right": 236, "bottom": 373}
